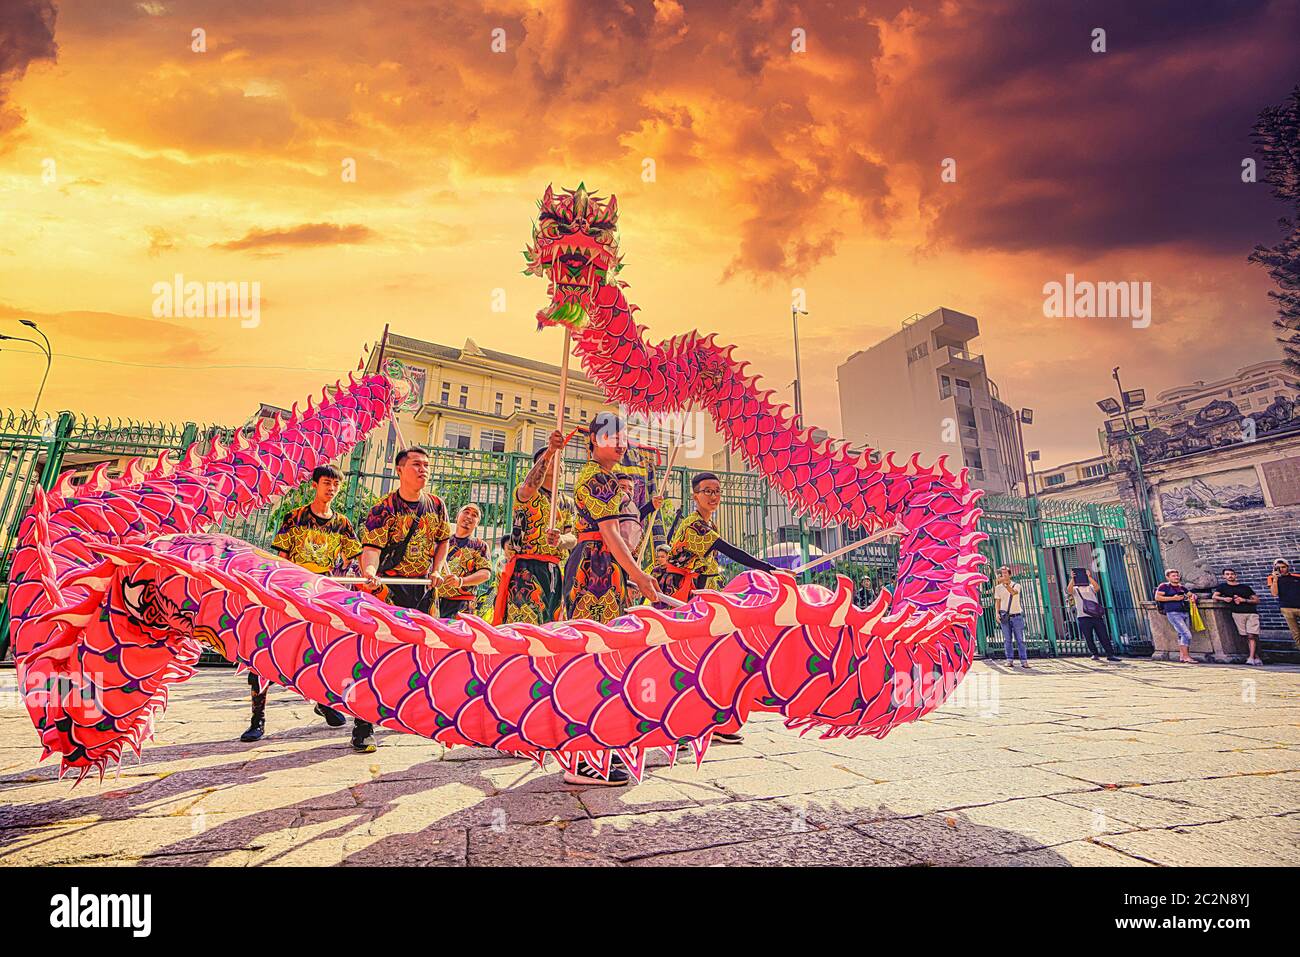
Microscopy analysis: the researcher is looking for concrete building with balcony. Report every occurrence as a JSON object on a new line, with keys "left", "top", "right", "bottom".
{"left": 837, "top": 307, "right": 1028, "bottom": 495}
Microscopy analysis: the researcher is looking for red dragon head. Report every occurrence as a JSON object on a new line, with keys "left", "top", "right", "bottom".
{"left": 524, "top": 182, "right": 622, "bottom": 330}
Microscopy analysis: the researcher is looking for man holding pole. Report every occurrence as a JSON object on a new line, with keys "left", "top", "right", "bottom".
{"left": 239, "top": 464, "right": 358, "bottom": 743}
{"left": 435, "top": 504, "right": 493, "bottom": 619}
{"left": 653, "top": 472, "right": 775, "bottom": 605}
{"left": 494, "top": 429, "right": 576, "bottom": 624}
{"left": 561, "top": 413, "right": 664, "bottom": 785}
{"left": 354, "top": 446, "right": 451, "bottom": 752}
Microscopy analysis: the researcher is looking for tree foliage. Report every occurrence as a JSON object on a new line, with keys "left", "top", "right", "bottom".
{"left": 1248, "top": 84, "right": 1300, "bottom": 373}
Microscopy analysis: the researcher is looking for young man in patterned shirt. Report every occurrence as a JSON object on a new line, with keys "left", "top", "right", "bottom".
{"left": 354, "top": 446, "right": 451, "bottom": 752}
{"left": 560, "top": 414, "right": 665, "bottom": 787}
{"left": 240, "top": 464, "right": 360, "bottom": 743}
{"left": 435, "top": 503, "right": 492, "bottom": 618}
{"left": 652, "top": 471, "right": 774, "bottom": 745}
{"left": 493, "top": 428, "right": 577, "bottom": 625}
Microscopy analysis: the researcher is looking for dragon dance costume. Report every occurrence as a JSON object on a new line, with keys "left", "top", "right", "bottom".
{"left": 493, "top": 483, "right": 573, "bottom": 625}
{"left": 564, "top": 460, "right": 636, "bottom": 623}
{"left": 653, "top": 510, "right": 774, "bottom": 603}
{"left": 360, "top": 490, "right": 450, "bottom": 613}
{"left": 9, "top": 182, "right": 986, "bottom": 786}
{"left": 435, "top": 534, "right": 490, "bottom": 618}
{"left": 240, "top": 503, "right": 360, "bottom": 740}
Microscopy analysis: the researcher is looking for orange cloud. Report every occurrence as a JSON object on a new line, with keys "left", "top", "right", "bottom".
{"left": 213, "top": 223, "right": 376, "bottom": 252}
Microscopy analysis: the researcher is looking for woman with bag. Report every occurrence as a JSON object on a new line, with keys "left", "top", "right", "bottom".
{"left": 1069, "top": 567, "right": 1121, "bottom": 662}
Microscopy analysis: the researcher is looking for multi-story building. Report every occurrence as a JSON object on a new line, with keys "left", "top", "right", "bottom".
{"left": 1144, "top": 361, "right": 1298, "bottom": 424}
{"left": 836, "top": 307, "right": 1027, "bottom": 495}
{"left": 363, "top": 333, "right": 612, "bottom": 456}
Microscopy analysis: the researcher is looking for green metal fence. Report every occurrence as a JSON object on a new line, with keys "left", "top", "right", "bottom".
{"left": 975, "top": 494, "right": 1157, "bottom": 658}
{"left": 0, "top": 405, "right": 1156, "bottom": 659}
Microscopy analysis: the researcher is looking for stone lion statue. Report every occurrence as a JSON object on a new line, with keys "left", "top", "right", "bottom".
{"left": 1157, "top": 524, "right": 1216, "bottom": 589}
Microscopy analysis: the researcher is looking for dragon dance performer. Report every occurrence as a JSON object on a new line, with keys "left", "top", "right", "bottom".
{"left": 564, "top": 413, "right": 663, "bottom": 627}
{"left": 654, "top": 472, "right": 775, "bottom": 601}
{"left": 558, "top": 413, "right": 664, "bottom": 786}
{"left": 614, "top": 472, "right": 662, "bottom": 558}
{"left": 653, "top": 470, "right": 775, "bottom": 746}
{"left": 356, "top": 446, "right": 451, "bottom": 753}
{"left": 493, "top": 428, "right": 576, "bottom": 625}
{"left": 434, "top": 504, "right": 492, "bottom": 618}
{"left": 240, "top": 464, "right": 358, "bottom": 743}
{"left": 617, "top": 441, "right": 667, "bottom": 552}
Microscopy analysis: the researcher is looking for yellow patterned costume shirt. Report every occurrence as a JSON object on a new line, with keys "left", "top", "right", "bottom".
{"left": 360, "top": 491, "right": 451, "bottom": 578}
{"left": 664, "top": 513, "right": 722, "bottom": 589}
{"left": 564, "top": 460, "right": 635, "bottom": 624}
{"left": 272, "top": 505, "right": 362, "bottom": 574}
{"left": 512, "top": 484, "right": 574, "bottom": 559}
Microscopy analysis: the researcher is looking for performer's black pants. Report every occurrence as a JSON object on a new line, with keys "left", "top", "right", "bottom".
{"left": 353, "top": 582, "right": 431, "bottom": 739}
{"left": 438, "top": 597, "right": 473, "bottom": 618}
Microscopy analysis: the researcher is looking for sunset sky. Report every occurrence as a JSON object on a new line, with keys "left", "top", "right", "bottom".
{"left": 1, "top": 0, "right": 1296, "bottom": 466}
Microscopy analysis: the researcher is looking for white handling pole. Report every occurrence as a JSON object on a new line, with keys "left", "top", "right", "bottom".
{"left": 636, "top": 401, "right": 695, "bottom": 566}
{"left": 549, "top": 326, "right": 571, "bottom": 531}
{"left": 789, "top": 525, "right": 903, "bottom": 575}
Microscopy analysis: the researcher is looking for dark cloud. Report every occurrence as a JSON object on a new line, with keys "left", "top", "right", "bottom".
{"left": 0, "top": 0, "right": 57, "bottom": 143}
{"left": 213, "top": 223, "right": 376, "bottom": 251}
{"left": 869, "top": 0, "right": 1300, "bottom": 257}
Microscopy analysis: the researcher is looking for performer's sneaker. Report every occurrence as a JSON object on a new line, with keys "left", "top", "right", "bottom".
{"left": 239, "top": 720, "right": 265, "bottom": 743}
{"left": 564, "top": 760, "right": 630, "bottom": 787}
{"left": 351, "top": 732, "right": 377, "bottom": 753}
{"left": 713, "top": 732, "right": 744, "bottom": 745}
{"left": 314, "top": 703, "right": 347, "bottom": 727}
{"left": 1106, "top": 656, "right": 1122, "bottom": 662}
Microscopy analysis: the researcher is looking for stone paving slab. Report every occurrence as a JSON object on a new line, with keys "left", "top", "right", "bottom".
{"left": 0, "top": 659, "right": 1296, "bottom": 866}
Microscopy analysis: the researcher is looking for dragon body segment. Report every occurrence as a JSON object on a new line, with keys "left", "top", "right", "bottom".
{"left": 8, "top": 184, "right": 984, "bottom": 781}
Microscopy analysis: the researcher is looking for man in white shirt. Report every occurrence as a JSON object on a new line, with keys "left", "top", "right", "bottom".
{"left": 993, "top": 566, "right": 1030, "bottom": 668}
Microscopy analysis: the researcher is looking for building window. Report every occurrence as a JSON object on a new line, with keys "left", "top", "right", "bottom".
{"left": 1045, "top": 473, "right": 1066, "bottom": 487}
{"left": 1083, "top": 464, "right": 1106, "bottom": 478}
{"left": 514, "top": 395, "right": 522, "bottom": 409}
{"left": 548, "top": 403, "right": 556, "bottom": 414}
{"left": 939, "top": 375, "right": 952, "bottom": 399}
{"left": 530, "top": 399, "right": 538, "bottom": 411}
{"left": 479, "top": 428, "right": 506, "bottom": 453}
{"left": 532, "top": 431, "right": 549, "bottom": 454}
{"left": 965, "top": 448, "right": 983, "bottom": 470}
{"left": 906, "top": 343, "right": 929, "bottom": 364}
{"left": 444, "top": 422, "right": 471, "bottom": 450}
{"left": 441, "top": 382, "right": 450, "bottom": 405}
{"left": 495, "top": 392, "right": 504, "bottom": 415}
{"left": 580, "top": 409, "right": 588, "bottom": 420}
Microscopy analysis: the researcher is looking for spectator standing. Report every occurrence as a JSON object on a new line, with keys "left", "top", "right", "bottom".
{"left": 1267, "top": 559, "right": 1300, "bottom": 651}
{"left": 993, "top": 566, "right": 1029, "bottom": 668}
{"left": 1070, "top": 568, "right": 1121, "bottom": 662}
{"left": 1212, "top": 568, "right": 1262, "bottom": 665}
{"left": 1155, "top": 568, "right": 1197, "bottom": 664}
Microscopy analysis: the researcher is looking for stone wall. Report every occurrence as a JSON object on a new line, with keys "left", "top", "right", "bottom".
{"left": 1171, "top": 503, "right": 1300, "bottom": 633}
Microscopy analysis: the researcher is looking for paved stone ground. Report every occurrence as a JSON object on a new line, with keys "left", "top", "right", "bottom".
{"left": 0, "top": 659, "right": 1296, "bottom": 866}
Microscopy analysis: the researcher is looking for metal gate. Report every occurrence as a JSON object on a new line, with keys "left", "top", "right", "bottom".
{"left": 975, "top": 494, "right": 1157, "bottom": 658}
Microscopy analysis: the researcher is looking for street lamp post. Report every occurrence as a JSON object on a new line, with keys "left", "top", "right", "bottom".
{"left": 0, "top": 320, "right": 53, "bottom": 423}
{"left": 1097, "top": 367, "right": 1162, "bottom": 574}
